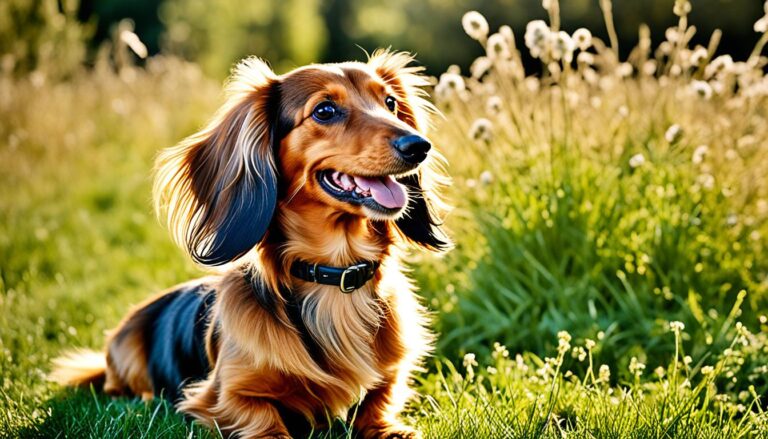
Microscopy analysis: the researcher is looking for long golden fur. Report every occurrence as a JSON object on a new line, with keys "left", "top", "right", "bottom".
{"left": 51, "top": 50, "right": 450, "bottom": 438}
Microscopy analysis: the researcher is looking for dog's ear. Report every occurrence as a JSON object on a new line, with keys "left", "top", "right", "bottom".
{"left": 154, "top": 58, "right": 281, "bottom": 266}
{"left": 395, "top": 172, "right": 452, "bottom": 252}
{"left": 369, "top": 50, "right": 452, "bottom": 252}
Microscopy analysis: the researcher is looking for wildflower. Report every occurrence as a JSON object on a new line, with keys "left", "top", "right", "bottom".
{"left": 691, "top": 80, "right": 713, "bottom": 99}
{"left": 551, "top": 31, "right": 575, "bottom": 63}
{"left": 684, "top": 356, "right": 692, "bottom": 366}
{"left": 525, "top": 20, "right": 551, "bottom": 59}
{"left": 701, "top": 365, "right": 714, "bottom": 375}
{"left": 695, "top": 173, "right": 714, "bottom": 190}
{"left": 705, "top": 55, "right": 733, "bottom": 79}
{"left": 469, "top": 118, "right": 493, "bottom": 142}
{"left": 643, "top": 60, "right": 657, "bottom": 76}
{"left": 463, "top": 352, "right": 477, "bottom": 368}
{"left": 479, "top": 171, "right": 493, "bottom": 185}
{"left": 690, "top": 46, "right": 708, "bottom": 65}
{"left": 617, "top": 62, "right": 633, "bottom": 78}
{"left": 585, "top": 339, "right": 596, "bottom": 350}
{"left": 673, "top": 0, "right": 692, "bottom": 17}
{"left": 598, "top": 364, "right": 611, "bottom": 382}
{"left": 665, "top": 124, "right": 683, "bottom": 143}
{"left": 486, "top": 366, "right": 497, "bottom": 375}
{"left": 629, "top": 357, "right": 646, "bottom": 377}
{"left": 760, "top": 315, "right": 767, "bottom": 324}
{"left": 486, "top": 95, "right": 503, "bottom": 115}
{"left": 669, "top": 321, "right": 685, "bottom": 333}
{"left": 487, "top": 33, "right": 511, "bottom": 60}
{"left": 629, "top": 153, "right": 646, "bottom": 169}
{"left": 756, "top": 16, "right": 768, "bottom": 33}
{"left": 499, "top": 25, "right": 516, "bottom": 51}
{"left": 572, "top": 346, "right": 587, "bottom": 362}
{"left": 572, "top": 28, "right": 592, "bottom": 51}
{"left": 462, "top": 11, "right": 489, "bottom": 41}
{"left": 577, "top": 51, "right": 594, "bottom": 65}
{"left": 492, "top": 342, "right": 509, "bottom": 359}
{"left": 120, "top": 30, "right": 148, "bottom": 59}
{"left": 692, "top": 145, "right": 708, "bottom": 164}
{"left": 435, "top": 73, "right": 465, "bottom": 100}
{"left": 655, "top": 366, "right": 666, "bottom": 378}
{"left": 557, "top": 331, "right": 572, "bottom": 355}
{"left": 470, "top": 56, "right": 492, "bottom": 79}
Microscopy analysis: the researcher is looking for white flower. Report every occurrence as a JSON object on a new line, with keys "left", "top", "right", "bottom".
{"left": 669, "top": 321, "right": 685, "bottom": 332}
{"left": 655, "top": 366, "right": 666, "bottom": 378}
{"left": 673, "top": 0, "right": 692, "bottom": 16}
{"left": 585, "top": 339, "right": 596, "bottom": 350}
{"left": 617, "top": 62, "right": 633, "bottom": 78}
{"left": 755, "top": 16, "right": 768, "bottom": 33}
{"left": 629, "top": 357, "right": 646, "bottom": 376}
{"left": 665, "top": 124, "right": 683, "bottom": 143}
{"left": 486, "top": 95, "right": 503, "bottom": 115}
{"left": 577, "top": 51, "right": 594, "bottom": 65}
{"left": 492, "top": 342, "right": 509, "bottom": 359}
{"left": 629, "top": 153, "right": 646, "bottom": 168}
{"left": 525, "top": 20, "right": 551, "bottom": 59}
{"left": 701, "top": 365, "right": 714, "bottom": 375}
{"left": 551, "top": 31, "right": 575, "bottom": 63}
{"left": 463, "top": 352, "right": 478, "bottom": 368}
{"left": 470, "top": 56, "right": 493, "bottom": 78}
{"left": 690, "top": 46, "right": 708, "bottom": 65}
{"left": 598, "top": 364, "right": 611, "bottom": 382}
{"left": 469, "top": 118, "right": 493, "bottom": 141}
{"left": 487, "top": 32, "right": 511, "bottom": 60}
{"left": 572, "top": 28, "right": 592, "bottom": 51}
{"left": 435, "top": 73, "right": 465, "bottom": 100}
{"left": 462, "top": 11, "right": 489, "bottom": 41}
{"left": 692, "top": 145, "right": 709, "bottom": 164}
{"left": 480, "top": 170, "right": 493, "bottom": 185}
{"left": 691, "top": 80, "right": 713, "bottom": 99}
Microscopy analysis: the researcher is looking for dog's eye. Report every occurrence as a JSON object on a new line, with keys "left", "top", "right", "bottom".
{"left": 385, "top": 96, "right": 397, "bottom": 113}
{"left": 312, "top": 101, "right": 338, "bottom": 122}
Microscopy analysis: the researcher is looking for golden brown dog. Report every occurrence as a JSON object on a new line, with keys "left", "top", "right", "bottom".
{"left": 51, "top": 50, "right": 449, "bottom": 438}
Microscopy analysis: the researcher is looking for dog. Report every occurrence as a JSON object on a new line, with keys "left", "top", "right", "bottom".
{"left": 51, "top": 50, "right": 450, "bottom": 438}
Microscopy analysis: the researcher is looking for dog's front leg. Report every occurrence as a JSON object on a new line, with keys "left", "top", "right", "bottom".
{"left": 353, "top": 379, "right": 420, "bottom": 439}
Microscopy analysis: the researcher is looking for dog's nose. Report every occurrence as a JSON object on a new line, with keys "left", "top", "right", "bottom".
{"left": 392, "top": 135, "right": 431, "bottom": 164}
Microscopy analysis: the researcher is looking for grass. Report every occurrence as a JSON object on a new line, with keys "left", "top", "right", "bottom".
{"left": 3, "top": 0, "right": 768, "bottom": 437}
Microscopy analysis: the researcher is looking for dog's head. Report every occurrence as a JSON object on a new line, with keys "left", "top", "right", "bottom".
{"left": 155, "top": 50, "right": 450, "bottom": 266}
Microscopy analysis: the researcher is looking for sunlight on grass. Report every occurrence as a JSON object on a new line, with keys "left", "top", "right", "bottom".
{"left": 3, "top": 0, "right": 768, "bottom": 437}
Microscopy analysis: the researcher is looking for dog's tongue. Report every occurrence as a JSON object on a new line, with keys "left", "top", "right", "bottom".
{"left": 353, "top": 176, "right": 407, "bottom": 209}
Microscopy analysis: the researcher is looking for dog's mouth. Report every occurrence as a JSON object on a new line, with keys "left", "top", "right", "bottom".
{"left": 317, "top": 170, "right": 407, "bottom": 213}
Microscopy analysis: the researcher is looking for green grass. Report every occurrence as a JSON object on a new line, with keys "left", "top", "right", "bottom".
{"left": 3, "top": 1, "right": 768, "bottom": 437}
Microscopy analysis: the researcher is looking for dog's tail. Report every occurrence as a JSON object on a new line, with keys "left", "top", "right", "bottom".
{"left": 49, "top": 349, "right": 106, "bottom": 387}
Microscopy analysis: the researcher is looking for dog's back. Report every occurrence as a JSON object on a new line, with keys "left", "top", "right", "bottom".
{"left": 52, "top": 280, "right": 217, "bottom": 401}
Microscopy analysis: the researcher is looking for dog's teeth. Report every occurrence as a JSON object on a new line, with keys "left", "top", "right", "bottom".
{"left": 340, "top": 174, "right": 355, "bottom": 191}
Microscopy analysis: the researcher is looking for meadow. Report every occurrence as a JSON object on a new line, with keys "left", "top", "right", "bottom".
{"left": 2, "top": 0, "right": 768, "bottom": 437}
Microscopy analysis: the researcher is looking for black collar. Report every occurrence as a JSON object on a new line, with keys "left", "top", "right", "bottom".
{"left": 290, "top": 259, "right": 380, "bottom": 293}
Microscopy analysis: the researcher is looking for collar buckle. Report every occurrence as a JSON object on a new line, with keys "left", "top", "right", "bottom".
{"left": 339, "top": 263, "right": 369, "bottom": 293}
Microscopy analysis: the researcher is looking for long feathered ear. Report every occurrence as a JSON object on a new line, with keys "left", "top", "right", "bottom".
{"left": 154, "top": 58, "right": 281, "bottom": 266}
{"left": 368, "top": 49, "right": 452, "bottom": 252}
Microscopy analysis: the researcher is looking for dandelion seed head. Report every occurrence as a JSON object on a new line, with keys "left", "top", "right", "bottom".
{"left": 487, "top": 33, "right": 512, "bottom": 60}
{"left": 673, "top": 0, "right": 692, "bottom": 17}
{"left": 572, "top": 28, "right": 592, "bottom": 51}
{"left": 691, "top": 80, "right": 713, "bottom": 99}
{"left": 665, "top": 124, "right": 683, "bottom": 143}
{"left": 629, "top": 153, "right": 646, "bottom": 169}
{"left": 755, "top": 16, "right": 768, "bottom": 33}
{"left": 469, "top": 118, "right": 493, "bottom": 142}
{"left": 486, "top": 95, "right": 503, "bottom": 115}
{"left": 462, "top": 11, "right": 489, "bottom": 41}
{"left": 470, "top": 56, "right": 493, "bottom": 79}
{"left": 669, "top": 321, "right": 685, "bottom": 332}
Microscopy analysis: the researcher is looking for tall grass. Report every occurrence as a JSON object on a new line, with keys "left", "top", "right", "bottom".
{"left": 417, "top": 0, "right": 768, "bottom": 398}
{"left": 3, "top": 0, "right": 768, "bottom": 436}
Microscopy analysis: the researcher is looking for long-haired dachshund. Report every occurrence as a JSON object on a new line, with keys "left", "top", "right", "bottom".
{"left": 51, "top": 50, "right": 450, "bottom": 438}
